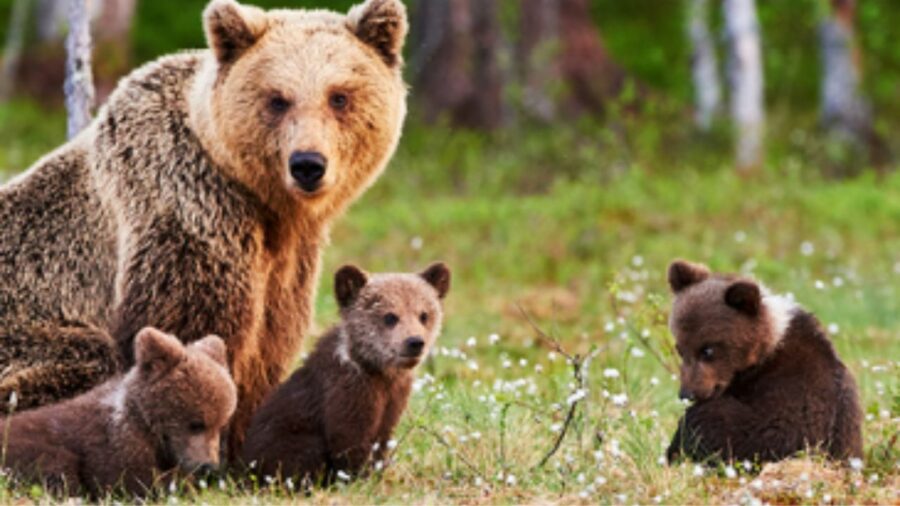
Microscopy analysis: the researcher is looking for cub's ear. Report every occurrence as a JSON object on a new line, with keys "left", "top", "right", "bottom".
{"left": 190, "top": 335, "right": 229, "bottom": 368}
{"left": 203, "top": 0, "right": 269, "bottom": 65}
{"left": 725, "top": 280, "right": 762, "bottom": 316}
{"left": 346, "top": 0, "right": 408, "bottom": 68}
{"left": 335, "top": 264, "right": 369, "bottom": 309}
{"left": 420, "top": 262, "right": 451, "bottom": 299}
{"left": 135, "top": 327, "right": 185, "bottom": 376}
{"left": 668, "top": 259, "right": 710, "bottom": 293}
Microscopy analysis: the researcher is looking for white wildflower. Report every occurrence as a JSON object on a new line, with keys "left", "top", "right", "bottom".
{"left": 632, "top": 255, "right": 644, "bottom": 267}
{"left": 410, "top": 236, "right": 423, "bottom": 250}
{"left": 800, "top": 241, "right": 815, "bottom": 256}
{"left": 505, "top": 474, "right": 516, "bottom": 486}
{"left": 466, "top": 336, "right": 477, "bottom": 347}
{"left": 567, "top": 388, "right": 587, "bottom": 405}
{"left": 335, "top": 470, "right": 351, "bottom": 482}
{"left": 693, "top": 465, "right": 704, "bottom": 477}
{"left": 488, "top": 333, "right": 500, "bottom": 345}
{"left": 386, "top": 439, "right": 398, "bottom": 450}
{"left": 827, "top": 323, "right": 840, "bottom": 334}
{"left": 724, "top": 465, "right": 737, "bottom": 479}
{"left": 849, "top": 458, "right": 863, "bottom": 471}
{"left": 467, "top": 360, "right": 479, "bottom": 371}
{"left": 603, "top": 368, "right": 620, "bottom": 378}
{"left": 611, "top": 393, "right": 628, "bottom": 407}
{"left": 631, "top": 348, "right": 645, "bottom": 358}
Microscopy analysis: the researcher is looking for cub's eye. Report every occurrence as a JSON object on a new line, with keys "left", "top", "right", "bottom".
{"left": 699, "top": 346, "right": 715, "bottom": 361}
{"left": 267, "top": 95, "right": 292, "bottom": 114}
{"left": 329, "top": 92, "right": 349, "bottom": 111}
{"left": 419, "top": 312, "right": 429, "bottom": 325}
{"left": 383, "top": 313, "right": 399, "bottom": 327}
{"left": 188, "top": 421, "right": 206, "bottom": 433}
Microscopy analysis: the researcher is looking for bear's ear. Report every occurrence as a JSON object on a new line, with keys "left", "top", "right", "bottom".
{"left": 725, "top": 280, "right": 762, "bottom": 316}
{"left": 190, "top": 335, "right": 229, "bottom": 368}
{"left": 135, "top": 327, "right": 185, "bottom": 377}
{"left": 668, "top": 259, "right": 710, "bottom": 293}
{"left": 420, "top": 262, "right": 451, "bottom": 299}
{"left": 203, "top": 0, "right": 269, "bottom": 65}
{"left": 346, "top": 0, "right": 408, "bottom": 68}
{"left": 335, "top": 264, "right": 369, "bottom": 309}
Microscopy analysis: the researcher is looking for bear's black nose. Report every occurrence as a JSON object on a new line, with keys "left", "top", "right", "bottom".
{"left": 678, "top": 387, "right": 695, "bottom": 401}
{"left": 403, "top": 336, "right": 425, "bottom": 356}
{"left": 289, "top": 151, "right": 327, "bottom": 192}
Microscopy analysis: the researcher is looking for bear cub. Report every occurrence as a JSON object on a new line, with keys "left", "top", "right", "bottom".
{"left": 242, "top": 262, "right": 451, "bottom": 483}
{"left": 665, "top": 260, "right": 863, "bottom": 465}
{"left": 0, "top": 328, "right": 237, "bottom": 498}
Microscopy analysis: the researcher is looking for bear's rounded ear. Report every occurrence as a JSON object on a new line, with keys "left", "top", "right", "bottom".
{"left": 346, "top": 0, "right": 408, "bottom": 68}
{"left": 335, "top": 264, "right": 369, "bottom": 309}
{"left": 190, "top": 335, "right": 229, "bottom": 368}
{"left": 420, "top": 262, "right": 451, "bottom": 299}
{"left": 135, "top": 327, "right": 185, "bottom": 377}
{"left": 668, "top": 259, "right": 710, "bottom": 293}
{"left": 725, "top": 281, "right": 762, "bottom": 316}
{"left": 203, "top": 0, "right": 269, "bottom": 65}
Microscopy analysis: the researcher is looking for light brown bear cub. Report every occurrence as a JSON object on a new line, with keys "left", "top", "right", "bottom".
{"left": 0, "top": 328, "right": 237, "bottom": 498}
{"left": 242, "top": 262, "right": 450, "bottom": 483}
{"left": 665, "top": 260, "right": 863, "bottom": 465}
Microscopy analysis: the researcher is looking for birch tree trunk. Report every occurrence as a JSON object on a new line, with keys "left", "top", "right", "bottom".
{"left": 724, "top": 0, "right": 764, "bottom": 172}
{"left": 64, "top": 0, "right": 95, "bottom": 139}
{"left": 687, "top": 0, "right": 722, "bottom": 130}
{"left": 0, "top": 0, "right": 32, "bottom": 102}
{"left": 819, "top": 0, "right": 868, "bottom": 138}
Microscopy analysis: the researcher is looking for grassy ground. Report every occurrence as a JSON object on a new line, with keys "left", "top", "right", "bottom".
{"left": 0, "top": 100, "right": 898, "bottom": 504}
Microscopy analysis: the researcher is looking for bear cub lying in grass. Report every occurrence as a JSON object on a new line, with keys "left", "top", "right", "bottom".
{"left": 0, "top": 328, "right": 237, "bottom": 498}
{"left": 665, "top": 260, "right": 863, "bottom": 465}
{"left": 242, "top": 262, "right": 451, "bottom": 484}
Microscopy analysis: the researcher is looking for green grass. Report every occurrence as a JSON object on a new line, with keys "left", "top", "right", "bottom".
{"left": 0, "top": 101, "right": 898, "bottom": 504}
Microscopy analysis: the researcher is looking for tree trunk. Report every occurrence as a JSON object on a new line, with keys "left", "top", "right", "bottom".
{"left": 64, "top": 0, "right": 95, "bottom": 139}
{"left": 724, "top": 0, "right": 764, "bottom": 172}
{"left": 410, "top": 0, "right": 504, "bottom": 129}
{"left": 819, "top": 0, "right": 868, "bottom": 136}
{"left": 0, "top": 0, "right": 32, "bottom": 102}
{"left": 558, "top": 0, "right": 628, "bottom": 115}
{"left": 687, "top": 0, "right": 722, "bottom": 130}
{"left": 519, "top": 0, "right": 560, "bottom": 121}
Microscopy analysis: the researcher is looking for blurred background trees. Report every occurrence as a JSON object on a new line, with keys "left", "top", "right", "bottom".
{"left": 0, "top": 0, "right": 897, "bottom": 175}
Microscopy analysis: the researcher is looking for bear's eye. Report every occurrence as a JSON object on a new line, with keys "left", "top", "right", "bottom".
{"left": 419, "top": 312, "right": 429, "bottom": 325}
{"left": 699, "top": 346, "right": 715, "bottom": 361}
{"left": 267, "top": 95, "right": 292, "bottom": 114}
{"left": 329, "top": 92, "right": 349, "bottom": 111}
{"left": 383, "top": 313, "right": 399, "bottom": 327}
{"left": 188, "top": 421, "right": 206, "bottom": 433}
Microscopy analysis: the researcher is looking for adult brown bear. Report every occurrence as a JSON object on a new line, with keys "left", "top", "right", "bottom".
{"left": 0, "top": 0, "right": 408, "bottom": 457}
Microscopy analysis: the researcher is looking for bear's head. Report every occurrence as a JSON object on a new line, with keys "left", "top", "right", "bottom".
{"left": 192, "top": 0, "right": 408, "bottom": 218}
{"left": 667, "top": 260, "right": 796, "bottom": 402}
{"left": 333, "top": 262, "right": 451, "bottom": 372}
{"left": 127, "top": 327, "right": 237, "bottom": 475}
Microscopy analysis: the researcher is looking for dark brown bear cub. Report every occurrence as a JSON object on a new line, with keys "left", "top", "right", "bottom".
{"left": 242, "top": 262, "right": 451, "bottom": 483}
{"left": 665, "top": 260, "right": 863, "bottom": 465}
{"left": 0, "top": 328, "right": 237, "bottom": 498}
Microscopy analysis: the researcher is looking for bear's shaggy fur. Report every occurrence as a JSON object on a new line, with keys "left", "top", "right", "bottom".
{"left": 665, "top": 260, "right": 863, "bottom": 464}
{"left": 241, "top": 263, "right": 450, "bottom": 483}
{"left": 0, "top": 0, "right": 408, "bottom": 456}
{"left": 0, "top": 328, "right": 236, "bottom": 498}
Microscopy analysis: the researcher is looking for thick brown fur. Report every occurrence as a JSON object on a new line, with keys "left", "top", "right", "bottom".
{"left": 0, "top": 0, "right": 408, "bottom": 458}
{"left": 241, "top": 262, "right": 450, "bottom": 483}
{"left": 665, "top": 260, "right": 863, "bottom": 465}
{"left": 0, "top": 328, "right": 236, "bottom": 498}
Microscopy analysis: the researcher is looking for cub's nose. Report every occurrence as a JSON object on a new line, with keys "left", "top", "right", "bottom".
{"left": 403, "top": 336, "right": 425, "bottom": 357}
{"left": 678, "top": 387, "right": 695, "bottom": 401}
{"left": 289, "top": 151, "right": 327, "bottom": 192}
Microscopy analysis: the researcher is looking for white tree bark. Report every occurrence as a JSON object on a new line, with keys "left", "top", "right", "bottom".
{"left": 724, "top": 0, "right": 764, "bottom": 172}
{"left": 820, "top": 0, "right": 868, "bottom": 137}
{"left": 687, "top": 0, "right": 721, "bottom": 130}
{"left": 64, "top": 0, "right": 95, "bottom": 139}
{"left": 0, "top": 0, "right": 32, "bottom": 102}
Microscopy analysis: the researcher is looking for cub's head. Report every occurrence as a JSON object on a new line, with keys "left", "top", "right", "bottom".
{"left": 334, "top": 262, "right": 451, "bottom": 372}
{"left": 128, "top": 328, "right": 237, "bottom": 475}
{"left": 195, "top": 0, "right": 408, "bottom": 216}
{"left": 667, "top": 260, "right": 795, "bottom": 402}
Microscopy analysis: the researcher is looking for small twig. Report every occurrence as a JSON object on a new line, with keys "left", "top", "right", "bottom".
{"left": 414, "top": 423, "right": 489, "bottom": 483}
